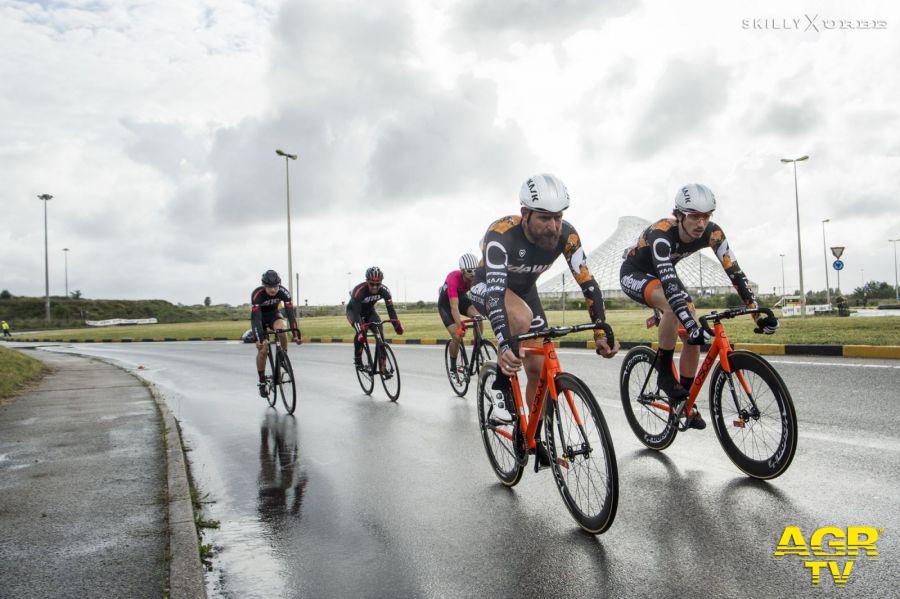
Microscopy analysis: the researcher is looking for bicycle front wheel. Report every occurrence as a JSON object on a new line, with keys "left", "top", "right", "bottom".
{"left": 444, "top": 341, "right": 469, "bottom": 396}
{"left": 619, "top": 346, "right": 677, "bottom": 450}
{"left": 264, "top": 349, "right": 277, "bottom": 407}
{"left": 476, "top": 363, "right": 524, "bottom": 487}
{"left": 276, "top": 350, "right": 297, "bottom": 415}
{"left": 709, "top": 350, "right": 798, "bottom": 480}
{"left": 379, "top": 343, "right": 401, "bottom": 401}
{"left": 545, "top": 373, "right": 618, "bottom": 534}
{"left": 356, "top": 341, "right": 375, "bottom": 395}
{"left": 475, "top": 339, "right": 497, "bottom": 372}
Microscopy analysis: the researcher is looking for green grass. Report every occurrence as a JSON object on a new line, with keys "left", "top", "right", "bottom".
{"left": 0, "top": 346, "right": 49, "bottom": 400}
{"left": 10, "top": 308, "right": 899, "bottom": 346}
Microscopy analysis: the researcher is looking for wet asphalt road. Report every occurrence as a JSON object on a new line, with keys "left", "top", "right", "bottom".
{"left": 39, "top": 341, "right": 900, "bottom": 598}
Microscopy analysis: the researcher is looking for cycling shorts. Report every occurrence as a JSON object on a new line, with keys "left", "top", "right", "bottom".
{"left": 619, "top": 261, "right": 693, "bottom": 307}
{"left": 438, "top": 291, "right": 473, "bottom": 328}
{"left": 468, "top": 284, "right": 547, "bottom": 334}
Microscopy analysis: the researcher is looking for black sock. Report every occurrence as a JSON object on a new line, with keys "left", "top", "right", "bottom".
{"left": 657, "top": 348, "right": 675, "bottom": 374}
{"left": 681, "top": 376, "right": 695, "bottom": 392}
{"left": 258, "top": 370, "right": 265, "bottom": 383}
{"left": 450, "top": 356, "right": 457, "bottom": 368}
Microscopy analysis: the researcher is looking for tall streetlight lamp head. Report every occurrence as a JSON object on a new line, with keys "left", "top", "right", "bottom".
{"left": 37, "top": 193, "right": 53, "bottom": 201}
{"left": 780, "top": 155, "right": 810, "bottom": 163}
{"left": 822, "top": 218, "right": 830, "bottom": 223}
{"left": 275, "top": 149, "right": 298, "bottom": 160}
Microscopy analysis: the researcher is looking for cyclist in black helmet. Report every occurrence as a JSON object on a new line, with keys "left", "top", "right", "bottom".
{"left": 251, "top": 269, "right": 301, "bottom": 397}
{"left": 347, "top": 266, "right": 403, "bottom": 368}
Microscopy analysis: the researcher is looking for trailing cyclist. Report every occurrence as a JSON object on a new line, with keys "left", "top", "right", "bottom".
{"left": 439, "top": 253, "right": 482, "bottom": 379}
{"left": 347, "top": 267, "right": 404, "bottom": 369}
{"left": 251, "top": 270, "right": 301, "bottom": 397}
{"left": 619, "top": 183, "right": 778, "bottom": 429}
{"left": 470, "top": 173, "right": 620, "bottom": 455}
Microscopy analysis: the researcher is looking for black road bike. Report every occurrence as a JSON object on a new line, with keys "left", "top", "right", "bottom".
{"left": 444, "top": 316, "right": 498, "bottom": 396}
{"left": 355, "top": 319, "right": 401, "bottom": 401}
{"left": 260, "top": 329, "right": 298, "bottom": 415}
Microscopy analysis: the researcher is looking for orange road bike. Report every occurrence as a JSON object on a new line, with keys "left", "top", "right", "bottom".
{"left": 444, "top": 316, "right": 497, "bottom": 396}
{"left": 477, "top": 323, "right": 618, "bottom": 534}
{"left": 355, "top": 319, "right": 401, "bottom": 401}
{"left": 260, "top": 329, "right": 298, "bottom": 415}
{"left": 619, "top": 307, "right": 797, "bottom": 479}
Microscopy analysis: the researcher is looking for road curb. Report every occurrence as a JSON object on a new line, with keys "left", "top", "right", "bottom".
{"left": 8, "top": 337, "right": 900, "bottom": 358}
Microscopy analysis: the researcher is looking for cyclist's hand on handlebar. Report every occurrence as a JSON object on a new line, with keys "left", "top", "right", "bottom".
{"left": 593, "top": 324, "right": 619, "bottom": 358}
{"left": 356, "top": 333, "right": 365, "bottom": 344}
{"left": 456, "top": 325, "right": 465, "bottom": 338}
{"left": 394, "top": 322, "right": 404, "bottom": 335}
{"left": 255, "top": 340, "right": 265, "bottom": 350}
{"left": 755, "top": 315, "right": 779, "bottom": 335}
{"left": 498, "top": 347, "right": 522, "bottom": 376}
{"left": 292, "top": 331, "right": 302, "bottom": 345}
{"left": 686, "top": 327, "right": 711, "bottom": 346}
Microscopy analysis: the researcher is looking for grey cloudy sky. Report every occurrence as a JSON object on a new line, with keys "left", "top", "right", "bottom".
{"left": 1, "top": 0, "right": 898, "bottom": 306}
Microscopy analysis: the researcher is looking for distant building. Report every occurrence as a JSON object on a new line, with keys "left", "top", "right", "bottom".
{"left": 538, "top": 216, "right": 756, "bottom": 299}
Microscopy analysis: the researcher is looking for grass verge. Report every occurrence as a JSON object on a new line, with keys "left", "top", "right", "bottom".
{"left": 8, "top": 308, "right": 899, "bottom": 346}
{"left": 0, "top": 346, "right": 49, "bottom": 401}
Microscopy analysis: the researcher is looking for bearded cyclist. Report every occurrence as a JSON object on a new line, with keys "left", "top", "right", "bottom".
{"left": 620, "top": 183, "right": 778, "bottom": 429}
{"left": 439, "top": 253, "right": 482, "bottom": 378}
{"left": 347, "top": 267, "right": 404, "bottom": 369}
{"left": 470, "top": 173, "right": 619, "bottom": 441}
{"left": 251, "top": 270, "right": 301, "bottom": 397}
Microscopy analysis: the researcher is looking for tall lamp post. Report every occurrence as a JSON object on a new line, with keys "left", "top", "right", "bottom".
{"left": 821, "top": 219, "right": 831, "bottom": 305}
{"left": 276, "top": 149, "right": 298, "bottom": 300}
{"left": 779, "top": 253, "right": 786, "bottom": 300}
{"left": 780, "top": 155, "right": 809, "bottom": 316}
{"left": 62, "top": 248, "right": 70, "bottom": 297}
{"left": 890, "top": 238, "right": 900, "bottom": 301}
{"left": 37, "top": 194, "right": 53, "bottom": 322}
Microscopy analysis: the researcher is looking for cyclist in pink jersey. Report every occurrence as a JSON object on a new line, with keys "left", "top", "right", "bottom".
{"left": 438, "top": 253, "right": 481, "bottom": 375}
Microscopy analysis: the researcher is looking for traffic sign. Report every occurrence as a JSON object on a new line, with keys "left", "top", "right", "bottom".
{"left": 833, "top": 259, "right": 844, "bottom": 271}
{"left": 831, "top": 246, "right": 845, "bottom": 259}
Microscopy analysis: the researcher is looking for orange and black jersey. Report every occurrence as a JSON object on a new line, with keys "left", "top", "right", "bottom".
{"left": 474, "top": 215, "right": 606, "bottom": 354}
{"left": 347, "top": 282, "right": 399, "bottom": 323}
{"left": 624, "top": 218, "right": 756, "bottom": 333}
{"left": 250, "top": 285, "right": 298, "bottom": 340}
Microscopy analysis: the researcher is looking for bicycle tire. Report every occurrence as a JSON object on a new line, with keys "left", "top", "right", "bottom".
{"left": 476, "top": 363, "right": 524, "bottom": 487}
{"left": 264, "top": 348, "right": 277, "bottom": 407}
{"left": 709, "top": 350, "right": 798, "bottom": 480}
{"left": 276, "top": 350, "right": 297, "bottom": 415}
{"left": 379, "top": 343, "right": 401, "bottom": 401}
{"left": 545, "top": 372, "right": 618, "bottom": 534}
{"left": 355, "top": 339, "right": 375, "bottom": 395}
{"left": 444, "top": 341, "right": 469, "bottom": 396}
{"left": 475, "top": 339, "right": 498, "bottom": 373}
{"left": 619, "top": 346, "right": 677, "bottom": 450}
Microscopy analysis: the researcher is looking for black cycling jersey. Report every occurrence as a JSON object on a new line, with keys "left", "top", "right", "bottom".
{"left": 250, "top": 285, "right": 298, "bottom": 341}
{"left": 472, "top": 215, "right": 606, "bottom": 355}
{"left": 347, "top": 282, "right": 399, "bottom": 324}
{"left": 622, "top": 218, "right": 756, "bottom": 335}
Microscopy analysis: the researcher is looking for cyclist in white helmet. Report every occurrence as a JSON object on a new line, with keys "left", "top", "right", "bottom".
{"left": 469, "top": 174, "right": 619, "bottom": 462}
{"left": 438, "top": 253, "right": 482, "bottom": 376}
{"left": 620, "top": 183, "right": 778, "bottom": 429}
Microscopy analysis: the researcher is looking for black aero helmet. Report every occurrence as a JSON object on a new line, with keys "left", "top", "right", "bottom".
{"left": 261, "top": 270, "right": 281, "bottom": 286}
{"left": 365, "top": 266, "right": 384, "bottom": 282}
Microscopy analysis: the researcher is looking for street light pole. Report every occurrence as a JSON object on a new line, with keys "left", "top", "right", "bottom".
{"left": 821, "top": 219, "right": 831, "bottom": 305}
{"left": 781, "top": 155, "right": 809, "bottom": 316}
{"left": 276, "top": 149, "right": 298, "bottom": 300}
{"left": 62, "top": 248, "right": 70, "bottom": 297}
{"left": 890, "top": 238, "right": 900, "bottom": 301}
{"left": 37, "top": 194, "right": 53, "bottom": 323}
{"left": 779, "top": 253, "right": 786, "bottom": 299}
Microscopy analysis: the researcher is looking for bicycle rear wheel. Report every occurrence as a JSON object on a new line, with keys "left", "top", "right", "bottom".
{"left": 545, "top": 373, "right": 618, "bottom": 534}
{"left": 379, "top": 343, "right": 401, "bottom": 401}
{"left": 444, "top": 341, "right": 469, "bottom": 396}
{"left": 476, "top": 363, "right": 524, "bottom": 487}
{"left": 356, "top": 341, "right": 375, "bottom": 395}
{"left": 619, "top": 346, "right": 678, "bottom": 450}
{"left": 709, "top": 350, "right": 797, "bottom": 479}
{"left": 276, "top": 350, "right": 297, "bottom": 415}
{"left": 264, "top": 348, "right": 277, "bottom": 407}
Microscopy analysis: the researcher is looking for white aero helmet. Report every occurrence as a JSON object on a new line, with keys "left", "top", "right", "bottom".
{"left": 458, "top": 253, "right": 478, "bottom": 270}
{"left": 674, "top": 183, "right": 716, "bottom": 214}
{"left": 519, "top": 173, "right": 570, "bottom": 213}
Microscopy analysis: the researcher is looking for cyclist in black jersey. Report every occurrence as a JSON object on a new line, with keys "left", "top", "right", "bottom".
{"left": 470, "top": 173, "right": 619, "bottom": 426}
{"left": 620, "top": 183, "right": 778, "bottom": 428}
{"left": 251, "top": 269, "right": 301, "bottom": 397}
{"left": 347, "top": 266, "right": 404, "bottom": 368}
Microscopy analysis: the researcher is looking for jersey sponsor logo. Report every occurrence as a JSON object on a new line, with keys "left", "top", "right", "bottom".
{"left": 665, "top": 282, "right": 680, "bottom": 295}
{"left": 518, "top": 248, "right": 526, "bottom": 258}
{"left": 485, "top": 241, "right": 508, "bottom": 269}
{"left": 653, "top": 238, "right": 672, "bottom": 262}
{"left": 487, "top": 296, "right": 500, "bottom": 308}
{"left": 621, "top": 273, "right": 646, "bottom": 293}
{"left": 363, "top": 295, "right": 382, "bottom": 302}
{"left": 486, "top": 276, "right": 505, "bottom": 285}
{"left": 507, "top": 263, "right": 552, "bottom": 274}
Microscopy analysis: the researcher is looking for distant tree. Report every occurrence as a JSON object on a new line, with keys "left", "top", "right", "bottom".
{"left": 204, "top": 296, "right": 212, "bottom": 307}
{"left": 0, "top": 289, "right": 11, "bottom": 299}
{"left": 70, "top": 290, "right": 82, "bottom": 299}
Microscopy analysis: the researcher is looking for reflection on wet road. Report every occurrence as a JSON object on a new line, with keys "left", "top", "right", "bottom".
{"left": 44, "top": 342, "right": 899, "bottom": 597}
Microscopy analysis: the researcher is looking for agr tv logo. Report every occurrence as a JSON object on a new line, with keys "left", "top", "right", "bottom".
{"left": 773, "top": 526, "right": 883, "bottom": 588}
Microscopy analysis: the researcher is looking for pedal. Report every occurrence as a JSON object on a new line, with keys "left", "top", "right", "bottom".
{"left": 732, "top": 420, "right": 746, "bottom": 428}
